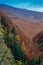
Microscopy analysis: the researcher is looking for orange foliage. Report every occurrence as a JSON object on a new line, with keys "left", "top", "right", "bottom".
{"left": 22, "top": 41, "right": 27, "bottom": 51}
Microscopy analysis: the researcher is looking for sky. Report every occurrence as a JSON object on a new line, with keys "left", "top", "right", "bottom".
{"left": 0, "top": 0, "right": 43, "bottom": 12}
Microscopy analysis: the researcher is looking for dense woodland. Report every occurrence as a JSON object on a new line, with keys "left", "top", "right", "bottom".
{"left": 0, "top": 16, "right": 43, "bottom": 65}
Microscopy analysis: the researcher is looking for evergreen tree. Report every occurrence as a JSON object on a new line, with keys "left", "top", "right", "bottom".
{"left": 1, "top": 16, "right": 7, "bottom": 27}
{"left": 37, "top": 57, "right": 41, "bottom": 65}
{"left": 11, "top": 27, "right": 16, "bottom": 34}
{"left": 10, "top": 41, "right": 24, "bottom": 60}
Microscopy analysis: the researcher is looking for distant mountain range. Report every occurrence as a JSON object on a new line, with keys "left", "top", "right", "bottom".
{"left": 0, "top": 4, "right": 43, "bottom": 21}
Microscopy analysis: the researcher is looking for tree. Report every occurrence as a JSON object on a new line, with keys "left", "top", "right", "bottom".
{"left": 36, "top": 57, "right": 41, "bottom": 65}
{"left": 10, "top": 41, "right": 24, "bottom": 60}
{"left": 30, "top": 58, "right": 37, "bottom": 65}
{"left": 25, "top": 61, "right": 31, "bottom": 65}
{"left": 1, "top": 16, "right": 7, "bottom": 27}
{"left": 11, "top": 27, "right": 16, "bottom": 34}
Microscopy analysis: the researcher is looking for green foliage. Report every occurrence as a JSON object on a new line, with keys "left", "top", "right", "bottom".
{"left": 36, "top": 57, "right": 41, "bottom": 65}
{"left": 30, "top": 58, "right": 37, "bottom": 65}
{"left": 11, "top": 27, "right": 16, "bottom": 34}
{"left": 25, "top": 61, "right": 31, "bottom": 65}
{"left": 24, "top": 59, "right": 37, "bottom": 65}
{"left": 0, "top": 24, "right": 17, "bottom": 65}
{"left": 40, "top": 43, "right": 43, "bottom": 47}
{"left": 10, "top": 41, "right": 24, "bottom": 60}
{"left": 39, "top": 43, "right": 43, "bottom": 52}
{"left": 38, "top": 34, "right": 43, "bottom": 44}
{"left": 39, "top": 34, "right": 43, "bottom": 51}
{"left": 16, "top": 60, "right": 23, "bottom": 65}
{"left": 1, "top": 16, "right": 8, "bottom": 27}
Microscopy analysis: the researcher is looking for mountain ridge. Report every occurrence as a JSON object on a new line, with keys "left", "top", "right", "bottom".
{"left": 0, "top": 4, "right": 43, "bottom": 20}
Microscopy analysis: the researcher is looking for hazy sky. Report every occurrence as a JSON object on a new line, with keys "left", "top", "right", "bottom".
{"left": 0, "top": 0, "right": 43, "bottom": 12}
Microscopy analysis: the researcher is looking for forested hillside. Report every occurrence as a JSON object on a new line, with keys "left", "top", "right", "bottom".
{"left": 0, "top": 16, "right": 43, "bottom": 65}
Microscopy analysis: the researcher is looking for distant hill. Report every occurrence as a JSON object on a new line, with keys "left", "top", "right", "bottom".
{"left": 0, "top": 4, "right": 43, "bottom": 20}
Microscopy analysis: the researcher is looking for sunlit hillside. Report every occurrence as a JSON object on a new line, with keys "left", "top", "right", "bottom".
{"left": 0, "top": 14, "right": 43, "bottom": 65}
{"left": 0, "top": 4, "right": 43, "bottom": 65}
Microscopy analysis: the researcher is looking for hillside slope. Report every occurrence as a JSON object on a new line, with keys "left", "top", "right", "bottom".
{"left": 0, "top": 23, "right": 17, "bottom": 65}
{"left": 0, "top": 5, "right": 43, "bottom": 64}
{"left": 0, "top": 12, "right": 42, "bottom": 60}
